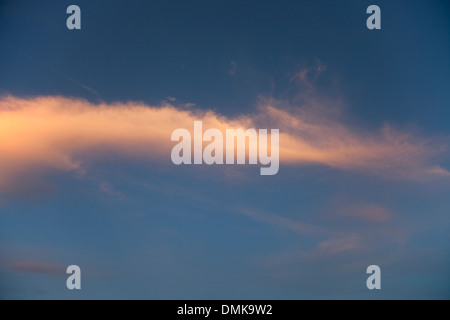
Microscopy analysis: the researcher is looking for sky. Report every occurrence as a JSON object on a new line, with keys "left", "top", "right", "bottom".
{"left": 0, "top": 0, "right": 449, "bottom": 299}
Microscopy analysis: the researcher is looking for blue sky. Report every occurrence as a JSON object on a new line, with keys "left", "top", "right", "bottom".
{"left": 0, "top": 0, "right": 449, "bottom": 299}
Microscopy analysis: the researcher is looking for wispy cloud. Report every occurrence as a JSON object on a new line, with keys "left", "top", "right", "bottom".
{"left": 229, "top": 61, "right": 237, "bottom": 76}
{"left": 260, "top": 100, "right": 449, "bottom": 180}
{"left": 290, "top": 61, "right": 327, "bottom": 86}
{"left": 317, "top": 235, "right": 363, "bottom": 254}
{"left": 261, "top": 234, "right": 365, "bottom": 275}
{"left": 99, "top": 182, "right": 127, "bottom": 201}
{"left": 5, "top": 43, "right": 102, "bottom": 101}
{"left": 7, "top": 261, "right": 65, "bottom": 277}
{"left": 238, "top": 208, "right": 327, "bottom": 235}
{"left": 0, "top": 94, "right": 448, "bottom": 195}
{"left": 335, "top": 203, "right": 392, "bottom": 223}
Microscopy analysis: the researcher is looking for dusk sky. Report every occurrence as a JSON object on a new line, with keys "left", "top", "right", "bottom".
{"left": 0, "top": 0, "right": 449, "bottom": 299}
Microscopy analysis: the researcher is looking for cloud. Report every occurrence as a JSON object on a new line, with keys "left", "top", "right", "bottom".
{"left": 260, "top": 100, "right": 450, "bottom": 180}
{"left": 238, "top": 208, "right": 327, "bottom": 235}
{"left": 5, "top": 42, "right": 102, "bottom": 100}
{"left": 229, "top": 61, "right": 237, "bottom": 76}
{"left": 99, "top": 182, "right": 127, "bottom": 201}
{"left": 290, "top": 61, "right": 327, "bottom": 86}
{"left": 335, "top": 203, "right": 392, "bottom": 223}
{"left": 317, "top": 235, "right": 362, "bottom": 254}
{"left": 0, "top": 94, "right": 448, "bottom": 195}
{"left": 7, "top": 261, "right": 65, "bottom": 277}
{"left": 260, "top": 234, "right": 365, "bottom": 277}
{"left": 426, "top": 166, "right": 450, "bottom": 177}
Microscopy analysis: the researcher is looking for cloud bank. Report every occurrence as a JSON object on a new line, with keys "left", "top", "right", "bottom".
{"left": 0, "top": 95, "right": 448, "bottom": 194}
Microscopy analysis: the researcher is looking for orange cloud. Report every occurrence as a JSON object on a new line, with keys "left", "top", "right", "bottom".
{"left": 0, "top": 95, "right": 231, "bottom": 194}
{"left": 0, "top": 95, "right": 448, "bottom": 195}
{"left": 260, "top": 103, "right": 449, "bottom": 179}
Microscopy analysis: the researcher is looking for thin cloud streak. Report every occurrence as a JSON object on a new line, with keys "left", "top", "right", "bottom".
{"left": 7, "top": 261, "right": 65, "bottom": 277}
{"left": 5, "top": 42, "right": 102, "bottom": 101}
{"left": 0, "top": 95, "right": 449, "bottom": 195}
{"left": 335, "top": 203, "right": 392, "bottom": 223}
{"left": 317, "top": 235, "right": 363, "bottom": 255}
{"left": 238, "top": 208, "right": 328, "bottom": 235}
